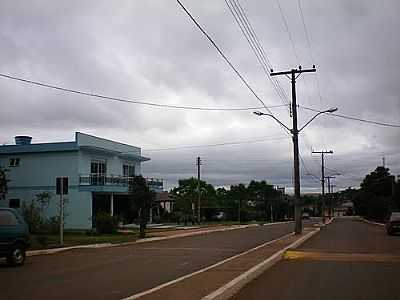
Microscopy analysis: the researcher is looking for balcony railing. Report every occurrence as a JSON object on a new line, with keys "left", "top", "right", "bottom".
{"left": 79, "top": 174, "right": 163, "bottom": 189}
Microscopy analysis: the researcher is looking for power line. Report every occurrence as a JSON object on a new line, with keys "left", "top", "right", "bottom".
{"left": 296, "top": 0, "right": 330, "bottom": 149}
{"left": 0, "top": 72, "right": 287, "bottom": 112}
{"left": 176, "top": 0, "right": 278, "bottom": 118}
{"left": 297, "top": 0, "right": 314, "bottom": 64}
{"left": 144, "top": 135, "right": 290, "bottom": 152}
{"left": 300, "top": 105, "right": 400, "bottom": 128}
{"left": 224, "top": 0, "right": 291, "bottom": 113}
{"left": 299, "top": 153, "right": 320, "bottom": 183}
{"left": 276, "top": 0, "right": 300, "bottom": 64}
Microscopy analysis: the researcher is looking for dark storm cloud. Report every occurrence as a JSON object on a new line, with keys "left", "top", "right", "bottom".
{"left": 0, "top": 0, "right": 399, "bottom": 192}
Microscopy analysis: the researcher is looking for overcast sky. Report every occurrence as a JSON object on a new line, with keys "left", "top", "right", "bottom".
{"left": 0, "top": 0, "right": 399, "bottom": 193}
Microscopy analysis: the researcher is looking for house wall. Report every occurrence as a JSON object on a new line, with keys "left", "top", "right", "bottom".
{"left": 76, "top": 132, "right": 141, "bottom": 155}
{"left": 78, "top": 149, "right": 141, "bottom": 176}
{"left": 0, "top": 151, "right": 93, "bottom": 229}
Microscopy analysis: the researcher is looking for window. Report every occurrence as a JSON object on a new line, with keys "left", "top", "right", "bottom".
{"left": 91, "top": 160, "right": 106, "bottom": 174}
{"left": 91, "top": 160, "right": 106, "bottom": 185}
{"left": 9, "top": 158, "right": 20, "bottom": 167}
{"left": 123, "top": 164, "right": 135, "bottom": 177}
{"left": 9, "top": 198, "right": 20, "bottom": 209}
{"left": 0, "top": 210, "right": 18, "bottom": 226}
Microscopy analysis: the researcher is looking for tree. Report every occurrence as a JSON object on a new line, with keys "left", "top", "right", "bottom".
{"left": 170, "top": 178, "right": 216, "bottom": 224}
{"left": 352, "top": 166, "right": 394, "bottom": 221}
{"left": 129, "top": 175, "right": 155, "bottom": 238}
{"left": 229, "top": 183, "right": 248, "bottom": 223}
{"left": 248, "top": 180, "right": 279, "bottom": 221}
{"left": 0, "top": 167, "right": 9, "bottom": 200}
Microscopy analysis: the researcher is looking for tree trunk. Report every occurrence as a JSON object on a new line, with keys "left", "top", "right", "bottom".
{"left": 138, "top": 208, "right": 146, "bottom": 238}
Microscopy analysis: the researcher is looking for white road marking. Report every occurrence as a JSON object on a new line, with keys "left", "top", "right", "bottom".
{"left": 121, "top": 232, "right": 295, "bottom": 300}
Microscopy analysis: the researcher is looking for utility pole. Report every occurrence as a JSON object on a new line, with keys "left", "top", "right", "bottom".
{"left": 271, "top": 66, "right": 316, "bottom": 234}
{"left": 325, "top": 175, "right": 335, "bottom": 218}
{"left": 312, "top": 150, "right": 333, "bottom": 223}
{"left": 197, "top": 156, "right": 202, "bottom": 224}
{"left": 60, "top": 181, "right": 64, "bottom": 246}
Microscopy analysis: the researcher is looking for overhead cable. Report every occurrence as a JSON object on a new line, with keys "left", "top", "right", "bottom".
{"left": 0, "top": 73, "right": 287, "bottom": 111}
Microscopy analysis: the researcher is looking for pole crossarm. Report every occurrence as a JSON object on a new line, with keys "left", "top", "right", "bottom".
{"left": 270, "top": 66, "right": 316, "bottom": 77}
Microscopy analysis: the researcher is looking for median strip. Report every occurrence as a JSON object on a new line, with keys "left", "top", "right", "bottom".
{"left": 27, "top": 224, "right": 259, "bottom": 257}
{"left": 122, "top": 227, "right": 321, "bottom": 300}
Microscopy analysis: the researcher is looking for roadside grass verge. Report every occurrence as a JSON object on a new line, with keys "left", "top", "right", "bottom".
{"left": 30, "top": 231, "right": 140, "bottom": 250}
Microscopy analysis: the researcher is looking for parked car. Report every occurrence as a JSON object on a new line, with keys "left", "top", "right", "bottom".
{"left": 211, "top": 211, "right": 226, "bottom": 221}
{"left": 386, "top": 212, "right": 400, "bottom": 235}
{"left": 302, "top": 212, "right": 311, "bottom": 220}
{"left": 0, "top": 208, "right": 30, "bottom": 266}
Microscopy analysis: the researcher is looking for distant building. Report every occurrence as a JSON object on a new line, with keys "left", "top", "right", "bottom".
{"left": 0, "top": 132, "right": 163, "bottom": 229}
{"left": 155, "top": 191, "right": 175, "bottom": 213}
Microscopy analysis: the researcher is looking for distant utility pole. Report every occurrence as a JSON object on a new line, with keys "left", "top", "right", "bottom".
{"left": 312, "top": 150, "right": 333, "bottom": 223}
{"left": 197, "top": 156, "right": 202, "bottom": 224}
{"left": 271, "top": 66, "right": 316, "bottom": 234}
{"left": 325, "top": 175, "right": 335, "bottom": 218}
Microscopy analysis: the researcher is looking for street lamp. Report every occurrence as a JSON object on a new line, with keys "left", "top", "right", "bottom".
{"left": 253, "top": 107, "right": 338, "bottom": 234}
{"left": 253, "top": 107, "right": 338, "bottom": 133}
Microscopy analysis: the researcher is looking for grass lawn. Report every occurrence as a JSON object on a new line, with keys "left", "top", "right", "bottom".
{"left": 30, "top": 232, "right": 140, "bottom": 250}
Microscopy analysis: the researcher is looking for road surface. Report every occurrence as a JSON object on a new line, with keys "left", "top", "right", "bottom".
{"left": 0, "top": 220, "right": 317, "bottom": 300}
{"left": 233, "top": 217, "right": 400, "bottom": 300}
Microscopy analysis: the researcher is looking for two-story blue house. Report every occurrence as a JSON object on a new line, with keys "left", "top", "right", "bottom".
{"left": 0, "top": 132, "right": 162, "bottom": 229}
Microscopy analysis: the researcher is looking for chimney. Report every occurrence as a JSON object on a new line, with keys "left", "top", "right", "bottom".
{"left": 15, "top": 136, "right": 32, "bottom": 145}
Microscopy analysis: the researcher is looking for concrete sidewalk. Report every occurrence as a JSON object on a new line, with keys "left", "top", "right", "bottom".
{"left": 123, "top": 227, "right": 319, "bottom": 300}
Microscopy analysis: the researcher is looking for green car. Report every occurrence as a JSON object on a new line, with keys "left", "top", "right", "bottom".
{"left": 0, "top": 208, "right": 31, "bottom": 266}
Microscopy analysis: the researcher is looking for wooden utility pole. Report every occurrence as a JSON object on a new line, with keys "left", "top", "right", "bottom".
{"left": 271, "top": 66, "right": 316, "bottom": 234}
{"left": 197, "top": 156, "right": 202, "bottom": 224}
{"left": 325, "top": 175, "right": 335, "bottom": 218}
{"left": 312, "top": 150, "right": 333, "bottom": 223}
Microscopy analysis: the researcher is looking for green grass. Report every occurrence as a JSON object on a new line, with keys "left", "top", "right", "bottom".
{"left": 30, "top": 232, "right": 140, "bottom": 250}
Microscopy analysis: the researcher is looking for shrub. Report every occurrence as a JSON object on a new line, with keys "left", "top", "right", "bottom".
{"left": 39, "top": 216, "right": 60, "bottom": 234}
{"left": 36, "top": 235, "right": 49, "bottom": 247}
{"left": 22, "top": 200, "right": 43, "bottom": 233}
{"left": 95, "top": 212, "right": 118, "bottom": 234}
{"left": 85, "top": 229, "right": 98, "bottom": 236}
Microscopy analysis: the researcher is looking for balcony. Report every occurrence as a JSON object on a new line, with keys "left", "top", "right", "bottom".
{"left": 79, "top": 174, "right": 163, "bottom": 193}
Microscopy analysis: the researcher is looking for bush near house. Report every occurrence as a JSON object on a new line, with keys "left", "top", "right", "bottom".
{"left": 95, "top": 212, "right": 119, "bottom": 234}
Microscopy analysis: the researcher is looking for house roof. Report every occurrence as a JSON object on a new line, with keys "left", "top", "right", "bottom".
{"left": 0, "top": 132, "right": 150, "bottom": 161}
{"left": 0, "top": 142, "right": 79, "bottom": 154}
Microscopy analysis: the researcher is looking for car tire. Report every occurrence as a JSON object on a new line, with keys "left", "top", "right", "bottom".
{"left": 6, "top": 245, "right": 26, "bottom": 266}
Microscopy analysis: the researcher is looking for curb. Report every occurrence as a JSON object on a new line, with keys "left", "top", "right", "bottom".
{"left": 324, "top": 217, "right": 335, "bottom": 225}
{"left": 122, "top": 232, "right": 295, "bottom": 300}
{"left": 201, "top": 228, "right": 320, "bottom": 300}
{"left": 359, "top": 217, "right": 385, "bottom": 227}
{"left": 112, "top": 224, "right": 258, "bottom": 248}
{"left": 27, "top": 243, "right": 112, "bottom": 257}
{"left": 27, "top": 224, "right": 259, "bottom": 257}
{"left": 263, "top": 221, "right": 293, "bottom": 226}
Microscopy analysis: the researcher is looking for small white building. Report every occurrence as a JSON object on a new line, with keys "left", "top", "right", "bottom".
{"left": 0, "top": 132, "right": 162, "bottom": 229}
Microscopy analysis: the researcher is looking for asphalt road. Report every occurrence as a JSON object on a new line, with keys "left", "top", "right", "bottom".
{"left": 0, "top": 221, "right": 317, "bottom": 300}
{"left": 233, "top": 217, "right": 400, "bottom": 300}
